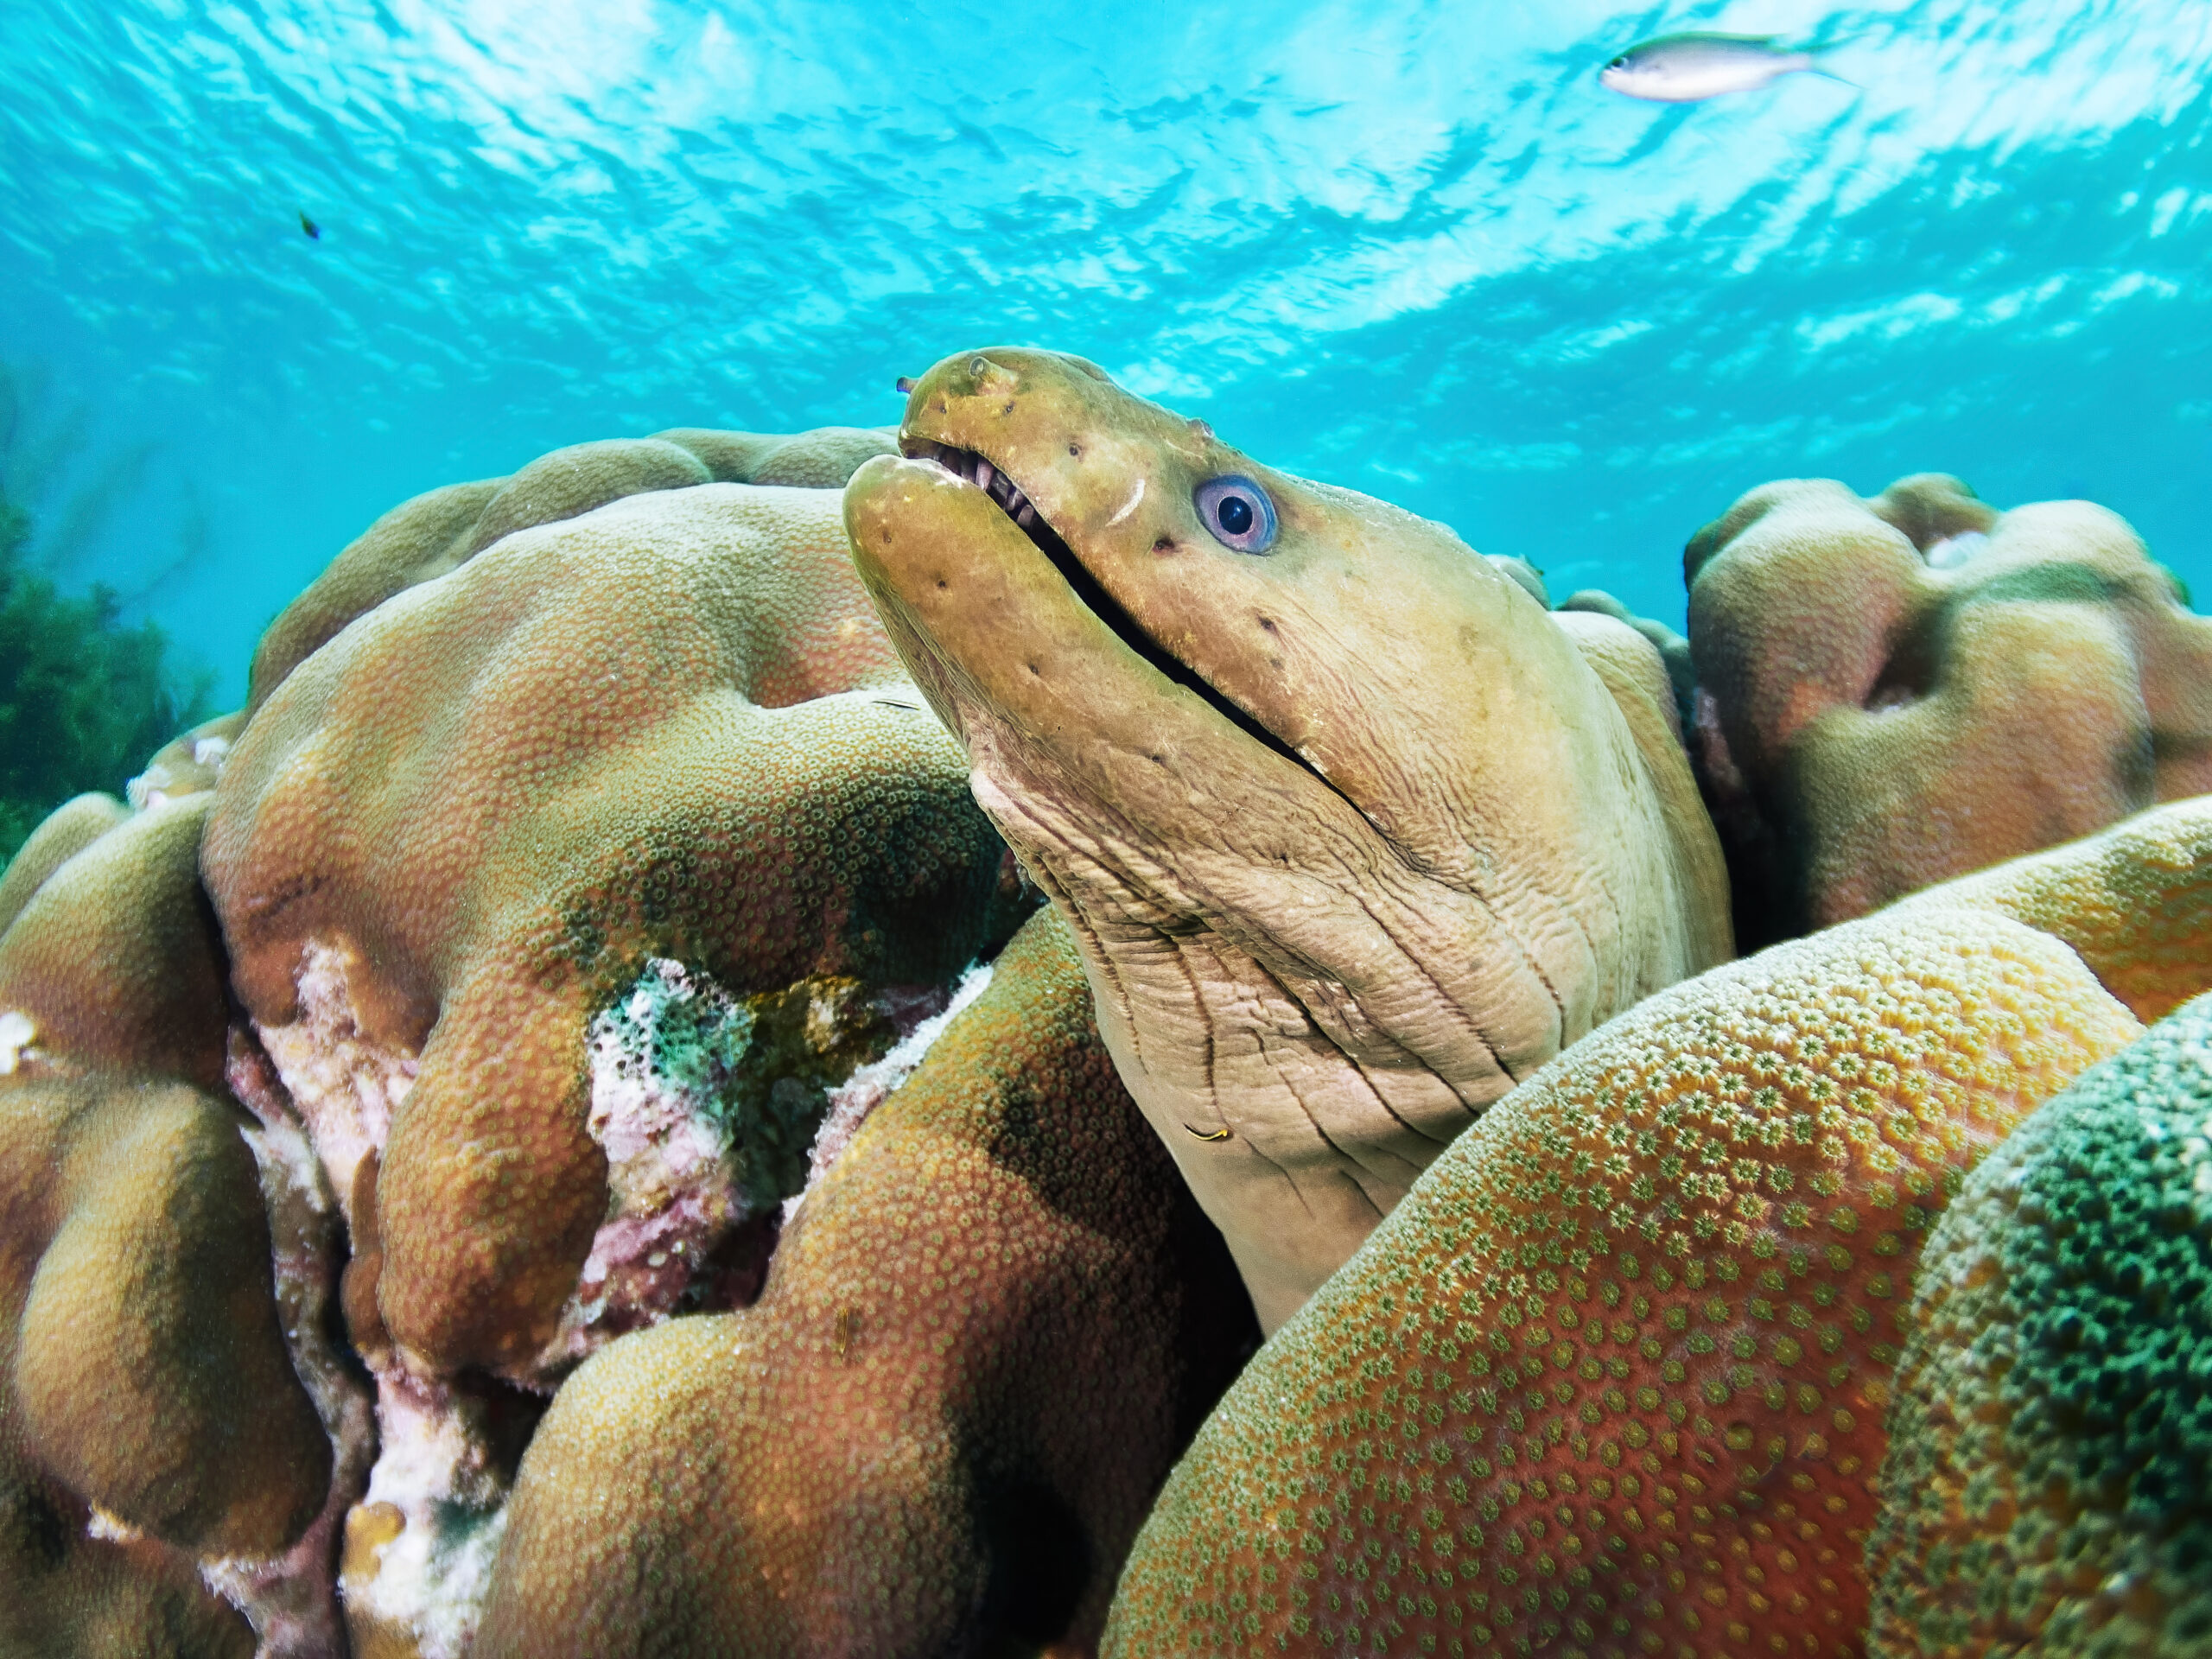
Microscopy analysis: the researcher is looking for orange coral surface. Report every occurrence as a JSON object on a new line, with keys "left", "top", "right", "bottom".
{"left": 1104, "top": 798, "right": 2212, "bottom": 1657}
{"left": 0, "top": 798, "right": 330, "bottom": 1656}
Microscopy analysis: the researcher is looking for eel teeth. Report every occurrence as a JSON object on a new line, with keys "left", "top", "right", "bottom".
{"left": 908, "top": 438, "right": 1040, "bottom": 533}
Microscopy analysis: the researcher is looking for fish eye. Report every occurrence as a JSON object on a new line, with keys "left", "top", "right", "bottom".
{"left": 1606, "top": 54, "right": 1628, "bottom": 68}
{"left": 1193, "top": 475, "right": 1277, "bottom": 553}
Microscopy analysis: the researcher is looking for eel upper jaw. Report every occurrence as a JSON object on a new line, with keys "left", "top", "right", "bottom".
{"left": 896, "top": 435, "right": 1349, "bottom": 803}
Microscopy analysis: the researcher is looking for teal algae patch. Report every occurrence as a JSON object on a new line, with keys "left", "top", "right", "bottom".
{"left": 1870, "top": 991, "right": 2212, "bottom": 1656}
{"left": 549, "top": 957, "right": 917, "bottom": 1367}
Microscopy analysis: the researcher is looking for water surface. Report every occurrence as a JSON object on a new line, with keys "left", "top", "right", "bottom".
{"left": 3, "top": 0, "right": 2207, "bottom": 700}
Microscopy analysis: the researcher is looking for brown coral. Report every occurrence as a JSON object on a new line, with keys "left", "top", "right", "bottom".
{"left": 1103, "top": 798, "right": 2212, "bottom": 1657}
{"left": 0, "top": 795, "right": 333, "bottom": 1656}
{"left": 202, "top": 478, "right": 1027, "bottom": 1649}
{"left": 245, "top": 425, "right": 896, "bottom": 710}
{"left": 209, "top": 480, "right": 1022, "bottom": 1377}
{"left": 1684, "top": 472, "right": 2212, "bottom": 947}
{"left": 476, "top": 906, "right": 1256, "bottom": 1657}
{"left": 1866, "top": 989, "right": 2212, "bottom": 1658}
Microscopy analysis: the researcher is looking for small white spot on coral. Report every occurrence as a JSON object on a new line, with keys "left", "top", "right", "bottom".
{"left": 125, "top": 768, "right": 174, "bottom": 811}
{"left": 0, "top": 1009, "right": 34, "bottom": 1075}
{"left": 86, "top": 1506, "right": 143, "bottom": 1544}
{"left": 1925, "top": 531, "right": 1987, "bottom": 570}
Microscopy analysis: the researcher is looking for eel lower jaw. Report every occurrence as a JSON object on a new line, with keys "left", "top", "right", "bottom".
{"left": 896, "top": 436, "right": 1351, "bottom": 805}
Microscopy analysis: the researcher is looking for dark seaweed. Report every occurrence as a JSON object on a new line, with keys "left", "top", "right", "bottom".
{"left": 0, "top": 487, "right": 212, "bottom": 863}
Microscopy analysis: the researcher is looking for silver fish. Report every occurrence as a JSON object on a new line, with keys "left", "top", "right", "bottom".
{"left": 1599, "top": 31, "right": 1847, "bottom": 102}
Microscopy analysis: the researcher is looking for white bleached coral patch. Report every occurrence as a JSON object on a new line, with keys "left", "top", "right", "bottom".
{"left": 254, "top": 938, "right": 419, "bottom": 1224}
{"left": 86, "top": 1506, "right": 143, "bottom": 1543}
{"left": 126, "top": 734, "right": 232, "bottom": 811}
{"left": 787, "top": 958, "right": 995, "bottom": 1219}
{"left": 218, "top": 1034, "right": 378, "bottom": 1659}
{"left": 535, "top": 959, "right": 757, "bottom": 1371}
{"left": 339, "top": 1371, "right": 511, "bottom": 1659}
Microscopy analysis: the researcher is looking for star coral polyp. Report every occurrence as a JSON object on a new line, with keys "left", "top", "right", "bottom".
{"left": 1104, "top": 798, "right": 2212, "bottom": 1657}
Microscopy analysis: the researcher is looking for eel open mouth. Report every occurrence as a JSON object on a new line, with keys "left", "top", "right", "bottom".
{"left": 900, "top": 436, "right": 1337, "bottom": 792}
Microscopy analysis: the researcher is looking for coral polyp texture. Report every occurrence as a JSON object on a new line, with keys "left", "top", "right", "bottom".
{"left": 245, "top": 424, "right": 896, "bottom": 710}
{"left": 1, "top": 795, "right": 334, "bottom": 1656}
{"left": 475, "top": 907, "right": 1258, "bottom": 1657}
{"left": 201, "top": 477, "right": 1026, "bottom": 1651}
{"left": 1899, "top": 791, "right": 2212, "bottom": 1030}
{"left": 846, "top": 347, "right": 1730, "bottom": 1334}
{"left": 1103, "top": 799, "right": 2212, "bottom": 1658}
{"left": 1866, "top": 988, "right": 2212, "bottom": 1658}
{"left": 1684, "top": 472, "right": 2212, "bottom": 947}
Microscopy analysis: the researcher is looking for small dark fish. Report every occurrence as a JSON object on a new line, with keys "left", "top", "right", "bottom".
{"left": 894, "top": 375, "right": 916, "bottom": 394}
{"left": 299, "top": 211, "right": 321, "bottom": 240}
{"left": 1599, "top": 32, "right": 1849, "bottom": 101}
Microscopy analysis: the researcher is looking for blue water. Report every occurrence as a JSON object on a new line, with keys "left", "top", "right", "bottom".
{"left": 3, "top": 0, "right": 2209, "bottom": 705}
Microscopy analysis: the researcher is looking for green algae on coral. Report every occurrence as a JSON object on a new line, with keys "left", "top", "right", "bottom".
{"left": 1868, "top": 989, "right": 2212, "bottom": 1657}
{"left": 478, "top": 906, "right": 1256, "bottom": 1656}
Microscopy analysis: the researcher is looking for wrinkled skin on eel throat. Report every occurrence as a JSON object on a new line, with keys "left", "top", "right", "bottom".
{"left": 845, "top": 348, "right": 1731, "bottom": 1332}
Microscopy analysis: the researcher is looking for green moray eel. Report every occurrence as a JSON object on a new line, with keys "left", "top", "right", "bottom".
{"left": 844, "top": 348, "right": 1731, "bottom": 1331}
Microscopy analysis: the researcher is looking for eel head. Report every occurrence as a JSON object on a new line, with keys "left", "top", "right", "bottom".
{"left": 846, "top": 348, "right": 1726, "bottom": 1330}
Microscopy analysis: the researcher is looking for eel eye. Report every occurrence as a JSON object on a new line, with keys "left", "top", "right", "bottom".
{"left": 1193, "top": 475, "right": 1278, "bottom": 554}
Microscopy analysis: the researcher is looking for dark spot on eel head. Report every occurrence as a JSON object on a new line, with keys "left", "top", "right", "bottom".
{"left": 1154, "top": 535, "right": 1176, "bottom": 554}
{"left": 1258, "top": 616, "right": 1278, "bottom": 632}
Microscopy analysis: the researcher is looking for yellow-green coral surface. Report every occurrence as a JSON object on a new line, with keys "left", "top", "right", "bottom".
{"left": 245, "top": 425, "right": 897, "bottom": 711}
{"left": 206, "top": 482, "right": 1025, "bottom": 1380}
